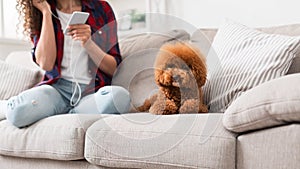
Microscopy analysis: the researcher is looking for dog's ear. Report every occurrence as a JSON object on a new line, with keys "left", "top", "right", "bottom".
{"left": 192, "top": 65, "right": 207, "bottom": 87}
{"left": 154, "top": 69, "right": 164, "bottom": 85}
{"left": 187, "top": 44, "right": 207, "bottom": 87}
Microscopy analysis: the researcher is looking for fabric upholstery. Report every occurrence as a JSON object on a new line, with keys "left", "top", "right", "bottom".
{"left": 0, "top": 61, "right": 43, "bottom": 100}
{"left": 1, "top": 24, "right": 299, "bottom": 168}
{"left": 0, "top": 155, "right": 108, "bottom": 169}
{"left": 194, "top": 24, "right": 300, "bottom": 74}
{"left": 190, "top": 28, "right": 217, "bottom": 57}
{"left": 85, "top": 113, "right": 236, "bottom": 169}
{"left": 223, "top": 74, "right": 300, "bottom": 133}
{"left": 0, "top": 114, "right": 106, "bottom": 160}
{"left": 237, "top": 124, "right": 300, "bottom": 169}
{"left": 5, "top": 51, "right": 42, "bottom": 71}
{"left": 119, "top": 29, "right": 190, "bottom": 60}
{"left": 203, "top": 20, "right": 300, "bottom": 112}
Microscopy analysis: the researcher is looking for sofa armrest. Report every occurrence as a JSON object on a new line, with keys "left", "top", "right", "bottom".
{"left": 223, "top": 73, "right": 300, "bottom": 133}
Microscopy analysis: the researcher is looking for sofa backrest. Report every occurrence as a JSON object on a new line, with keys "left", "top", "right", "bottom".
{"left": 192, "top": 24, "right": 300, "bottom": 74}
{"left": 119, "top": 29, "right": 190, "bottom": 60}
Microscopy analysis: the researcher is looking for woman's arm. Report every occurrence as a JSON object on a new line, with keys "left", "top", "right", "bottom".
{"left": 33, "top": 1, "right": 57, "bottom": 71}
{"left": 84, "top": 38, "right": 117, "bottom": 76}
{"left": 67, "top": 1, "right": 121, "bottom": 77}
{"left": 68, "top": 23, "right": 118, "bottom": 77}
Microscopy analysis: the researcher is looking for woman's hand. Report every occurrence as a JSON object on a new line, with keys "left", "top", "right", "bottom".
{"left": 67, "top": 24, "right": 92, "bottom": 46}
{"left": 32, "top": 0, "right": 51, "bottom": 14}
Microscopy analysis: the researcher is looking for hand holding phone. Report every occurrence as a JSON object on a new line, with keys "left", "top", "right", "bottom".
{"left": 64, "top": 11, "right": 90, "bottom": 34}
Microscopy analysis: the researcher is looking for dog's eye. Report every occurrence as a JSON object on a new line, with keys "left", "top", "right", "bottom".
{"left": 167, "top": 63, "right": 176, "bottom": 68}
{"left": 181, "top": 64, "right": 190, "bottom": 70}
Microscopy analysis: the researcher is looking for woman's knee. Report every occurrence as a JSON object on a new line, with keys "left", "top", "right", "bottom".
{"left": 6, "top": 96, "right": 32, "bottom": 127}
{"left": 6, "top": 85, "right": 63, "bottom": 127}
{"left": 95, "top": 86, "right": 131, "bottom": 114}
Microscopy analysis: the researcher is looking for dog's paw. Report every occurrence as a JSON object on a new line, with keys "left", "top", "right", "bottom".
{"left": 149, "top": 99, "right": 178, "bottom": 115}
{"left": 198, "top": 103, "right": 208, "bottom": 113}
{"left": 179, "top": 99, "right": 198, "bottom": 113}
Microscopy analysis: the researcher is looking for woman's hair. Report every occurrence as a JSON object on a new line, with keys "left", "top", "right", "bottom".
{"left": 16, "top": 0, "right": 43, "bottom": 39}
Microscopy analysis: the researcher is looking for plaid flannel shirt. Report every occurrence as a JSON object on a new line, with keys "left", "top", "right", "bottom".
{"left": 31, "top": 0, "right": 122, "bottom": 96}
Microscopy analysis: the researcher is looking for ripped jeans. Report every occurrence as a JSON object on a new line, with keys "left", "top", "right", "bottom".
{"left": 6, "top": 78, "right": 130, "bottom": 128}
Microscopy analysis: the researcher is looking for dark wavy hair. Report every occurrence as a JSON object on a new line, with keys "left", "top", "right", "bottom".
{"left": 16, "top": 0, "right": 44, "bottom": 39}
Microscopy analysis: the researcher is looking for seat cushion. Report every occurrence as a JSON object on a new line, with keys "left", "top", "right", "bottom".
{"left": 0, "top": 156, "right": 99, "bottom": 169}
{"left": 0, "top": 114, "right": 106, "bottom": 160}
{"left": 85, "top": 113, "right": 237, "bottom": 169}
{"left": 237, "top": 124, "right": 300, "bottom": 169}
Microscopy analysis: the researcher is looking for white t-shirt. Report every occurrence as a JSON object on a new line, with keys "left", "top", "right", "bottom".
{"left": 56, "top": 9, "right": 92, "bottom": 85}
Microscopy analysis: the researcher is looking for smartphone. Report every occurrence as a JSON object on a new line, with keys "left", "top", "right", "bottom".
{"left": 63, "top": 11, "right": 90, "bottom": 34}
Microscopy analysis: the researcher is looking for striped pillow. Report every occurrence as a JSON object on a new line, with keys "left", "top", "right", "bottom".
{"left": 0, "top": 61, "right": 43, "bottom": 100}
{"left": 205, "top": 20, "right": 300, "bottom": 112}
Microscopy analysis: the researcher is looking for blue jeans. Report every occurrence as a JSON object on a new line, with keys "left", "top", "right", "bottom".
{"left": 6, "top": 78, "right": 130, "bottom": 128}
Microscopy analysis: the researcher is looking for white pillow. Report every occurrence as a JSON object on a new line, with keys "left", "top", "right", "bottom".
{"left": 223, "top": 74, "right": 300, "bottom": 133}
{"left": 204, "top": 20, "right": 300, "bottom": 112}
{"left": 0, "top": 61, "right": 43, "bottom": 100}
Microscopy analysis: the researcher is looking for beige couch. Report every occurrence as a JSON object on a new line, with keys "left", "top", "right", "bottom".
{"left": 0, "top": 24, "right": 299, "bottom": 169}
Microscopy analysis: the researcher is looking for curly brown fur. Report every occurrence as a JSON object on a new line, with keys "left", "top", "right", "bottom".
{"left": 137, "top": 42, "right": 208, "bottom": 114}
{"left": 137, "top": 94, "right": 157, "bottom": 112}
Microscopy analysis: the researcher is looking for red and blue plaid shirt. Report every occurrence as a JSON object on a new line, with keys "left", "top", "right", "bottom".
{"left": 31, "top": 0, "right": 122, "bottom": 96}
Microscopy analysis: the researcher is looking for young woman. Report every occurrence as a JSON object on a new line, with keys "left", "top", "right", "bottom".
{"left": 2, "top": 0, "right": 130, "bottom": 128}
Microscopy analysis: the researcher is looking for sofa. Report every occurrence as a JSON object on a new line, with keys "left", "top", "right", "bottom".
{"left": 0, "top": 22, "right": 299, "bottom": 169}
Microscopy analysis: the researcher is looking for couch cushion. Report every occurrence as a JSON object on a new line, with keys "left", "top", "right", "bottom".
{"left": 202, "top": 20, "right": 300, "bottom": 112}
{"left": 5, "top": 51, "right": 43, "bottom": 71}
{"left": 190, "top": 28, "right": 217, "bottom": 57}
{"left": 112, "top": 50, "right": 158, "bottom": 112}
{"left": 257, "top": 24, "right": 300, "bottom": 74}
{"left": 0, "top": 61, "right": 43, "bottom": 100}
{"left": 0, "top": 114, "right": 106, "bottom": 160}
{"left": 0, "top": 155, "right": 100, "bottom": 169}
{"left": 85, "top": 113, "right": 237, "bottom": 169}
{"left": 193, "top": 24, "right": 300, "bottom": 74}
{"left": 223, "top": 74, "right": 300, "bottom": 133}
{"left": 119, "top": 29, "right": 190, "bottom": 60}
{"left": 113, "top": 30, "right": 190, "bottom": 111}
{"left": 237, "top": 124, "right": 300, "bottom": 169}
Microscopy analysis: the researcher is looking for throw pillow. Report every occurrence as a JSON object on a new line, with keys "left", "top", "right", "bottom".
{"left": 204, "top": 20, "right": 300, "bottom": 112}
{"left": 223, "top": 74, "right": 300, "bottom": 133}
{"left": 0, "top": 61, "right": 43, "bottom": 100}
{"left": 191, "top": 24, "right": 300, "bottom": 74}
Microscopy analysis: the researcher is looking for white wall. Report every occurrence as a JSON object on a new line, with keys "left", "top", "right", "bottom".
{"left": 1, "top": 0, "right": 299, "bottom": 60}
{"left": 166, "top": 0, "right": 300, "bottom": 28}
{"left": 107, "top": 0, "right": 146, "bottom": 18}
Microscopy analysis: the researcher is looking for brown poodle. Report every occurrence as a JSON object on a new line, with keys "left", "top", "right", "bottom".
{"left": 137, "top": 42, "right": 208, "bottom": 115}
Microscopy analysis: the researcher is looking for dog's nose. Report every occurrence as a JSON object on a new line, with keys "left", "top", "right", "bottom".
{"left": 173, "top": 75, "right": 180, "bottom": 81}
